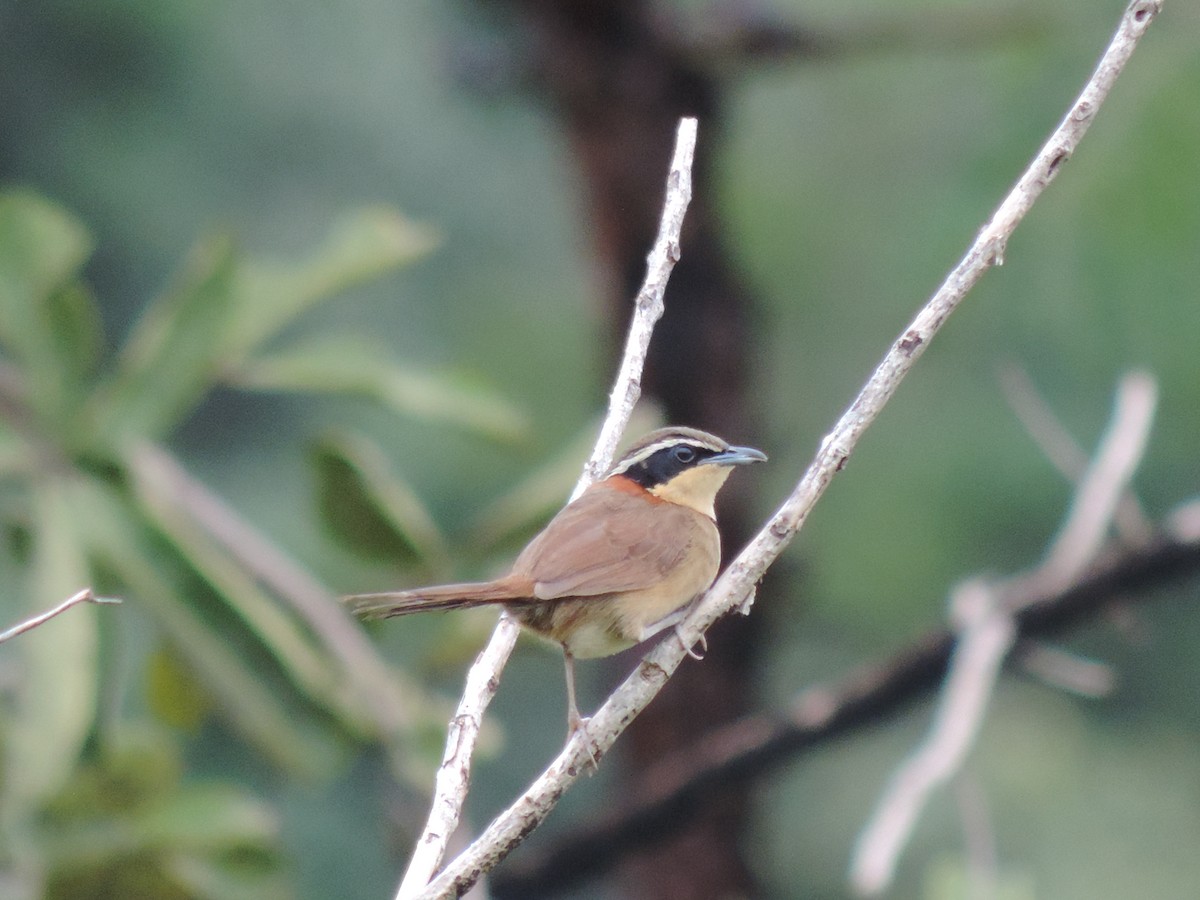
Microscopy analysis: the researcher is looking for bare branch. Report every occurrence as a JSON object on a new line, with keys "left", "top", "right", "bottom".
{"left": 952, "top": 773, "right": 1000, "bottom": 897}
{"left": 852, "top": 370, "right": 1158, "bottom": 894}
{"left": 1168, "top": 499, "right": 1200, "bottom": 542}
{"left": 0, "top": 588, "right": 120, "bottom": 645}
{"left": 397, "top": 615, "right": 519, "bottom": 898}
{"left": 575, "top": 117, "right": 697, "bottom": 497}
{"left": 418, "top": 3, "right": 1162, "bottom": 893}
{"left": 1033, "top": 372, "right": 1156, "bottom": 591}
{"left": 1000, "top": 364, "right": 1154, "bottom": 543}
{"left": 395, "top": 117, "right": 698, "bottom": 898}
{"left": 1014, "top": 643, "right": 1116, "bottom": 699}
{"left": 851, "top": 580, "right": 1016, "bottom": 895}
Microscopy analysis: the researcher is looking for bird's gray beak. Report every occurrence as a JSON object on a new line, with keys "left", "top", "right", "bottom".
{"left": 709, "top": 445, "right": 767, "bottom": 466}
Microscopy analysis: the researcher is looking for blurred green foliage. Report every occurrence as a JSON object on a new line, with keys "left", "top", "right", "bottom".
{"left": 0, "top": 188, "right": 534, "bottom": 895}
{"left": 1, "top": 1, "right": 1199, "bottom": 898}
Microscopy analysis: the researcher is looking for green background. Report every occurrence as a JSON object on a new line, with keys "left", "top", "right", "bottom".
{"left": 1, "top": 1, "right": 1198, "bottom": 897}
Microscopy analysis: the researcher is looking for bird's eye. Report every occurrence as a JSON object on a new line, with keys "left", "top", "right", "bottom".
{"left": 672, "top": 445, "right": 696, "bottom": 464}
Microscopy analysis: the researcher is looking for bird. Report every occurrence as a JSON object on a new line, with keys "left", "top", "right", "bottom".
{"left": 345, "top": 426, "right": 766, "bottom": 736}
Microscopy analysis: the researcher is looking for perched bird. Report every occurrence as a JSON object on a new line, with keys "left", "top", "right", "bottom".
{"left": 345, "top": 426, "right": 766, "bottom": 734}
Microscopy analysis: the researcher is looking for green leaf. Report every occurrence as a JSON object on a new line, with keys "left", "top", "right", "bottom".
{"left": 39, "top": 733, "right": 286, "bottom": 900}
{"left": 127, "top": 451, "right": 352, "bottom": 727}
{"left": 73, "top": 479, "right": 343, "bottom": 776}
{"left": 40, "top": 725, "right": 182, "bottom": 824}
{"left": 165, "top": 852, "right": 289, "bottom": 900}
{"left": 227, "top": 206, "right": 438, "bottom": 361}
{"left": 0, "top": 421, "right": 34, "bottom": 477}
{"left": 234, "top": 336, "right": 528, "bottom": 442}
{"left": 0, "top": 190, "right": 100, "bottom": 428}
{"left": 132, "top": 783, "right": 278, "bottom": 852}
{"left": 121, "top": 441, "right": 444, "bottom": 761}
{"left": 313, "top": 431, "right": 451, "bottom": 574}
{"left": 90, "top": 235, "right": 238, "bottom": 443}
{"left": 923, "top": 854, "right": 1036, "bottom": 900}
{"left": 3, "top": 476, "right": 99, "bottom": 817}
{"left": 47, "top": 281, "right": 105, "bottom": 388}
{"left": 0, "top": 191, "right": 92, "bottom": 312}
{"left": 145, "top": 648, "right": 215, "bottom": 732}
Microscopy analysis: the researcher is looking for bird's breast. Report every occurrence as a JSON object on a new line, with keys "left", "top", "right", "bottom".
{"left": 607, "top": 522, "right": 720, "bottom": 644}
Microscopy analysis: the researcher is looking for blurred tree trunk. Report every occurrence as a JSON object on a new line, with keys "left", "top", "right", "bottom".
{"left": 496, "top": 2, "right": 763, "bottom": 895}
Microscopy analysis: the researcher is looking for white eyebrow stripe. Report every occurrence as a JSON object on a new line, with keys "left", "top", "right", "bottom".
{"left": 608, "top": 437, "right": 726, "bottom": 476}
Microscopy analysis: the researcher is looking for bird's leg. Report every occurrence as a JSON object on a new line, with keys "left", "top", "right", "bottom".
{"left": 563, "top": 650, "right": 599, "bottom": 768}
{"left": 637, "top": 607, "right": 706, "bottom": 660}
{"left": 563, "top": 649, "right": 584, "bottom": 734}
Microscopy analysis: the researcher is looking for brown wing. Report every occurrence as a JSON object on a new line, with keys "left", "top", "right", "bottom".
{"left": 512, "top": 483, "right": 715, "bottom": 600}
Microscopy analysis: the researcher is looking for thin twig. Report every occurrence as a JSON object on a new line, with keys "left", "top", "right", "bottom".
{"left": 851, "top": 581, "right": 1016, "bottom": 895}
{"left": 397, "top": 615, "right": 519, "bottom": 898}
{"left": 952, "top": 773, "right": 1000, "bottom": 900}
{"left": 0, "top": 588, "right": 120, "bottom": 645}
{"left": 395, "top": 117, "right": 699, "bottom": 898}
{"left": 418, "top": 4, "right": 1161, "bottom": 894}
{"left": 1000, "top": 364, "right": 1154, "bottom": 544}
{"left": 1030, "top": 371, "right": 1157, "bottom": 593}
{"left": 999, "top": 363, "right": 1092, "bottom": 477}
{"left": 576, "top": 117, "right": 697, "bottom": 497}
{"left": 1014, "top": 643, "right": 1115, "bottom": 698}
{"left": 851, "top": 371, "right": 1159, "bottom": 894}
{"left": 1168, "top": 499, "right": 1200, "bottom": 542}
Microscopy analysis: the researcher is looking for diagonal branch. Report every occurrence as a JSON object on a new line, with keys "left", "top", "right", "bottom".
{"left": 417, "top": 3, "right": 1162, "bottom": 895}
{"left": 491, "top": 526, "right": 1200, "bottom": 898}
{"left": 394, "top": 117, "right": 698, "bottom": 899}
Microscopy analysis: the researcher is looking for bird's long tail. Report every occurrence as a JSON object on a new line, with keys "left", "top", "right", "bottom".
{"left": 344, "top": 576, "right": 532, "bottom": 620}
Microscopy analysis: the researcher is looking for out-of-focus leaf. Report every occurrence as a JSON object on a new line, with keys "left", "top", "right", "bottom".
{"left": 165, "top": 853, "right": 288, "bottom": 900}
{"left": 3, "top": 476, "right": 98, "bottom": 818}
{"left": 129, "top": 454, "right": 352, "bottom": 728}
{"left": 923, "top": 854, "right": 1036, "bottom": 900}
{"left": 73, "top": 479, "right": 343, "bottom": 776}
{"left": 42, "top": 784, "right": 278, "bottom": 871}
{"left": 44, "top": 861, "right": 190, "bottom": 900}
{"left": 234, "top": 337, "right": 528, "bottom": 442}
{"left": 313, "top": 431, "right": 451, "bottom": 575}
{"left": 227, "top": 206, "right": 438, "bottom": 361}
{"left": 39, "top": 730, "right": 285, "bottom": 900}
{"left": 145, "top": 648, "right": 214, "bottom": 732}
{"left": 133, "top": 783, "right": 279, "bottom": 851}
{"left": 46, "top": 282, "right": 105, "bottom": 390}
{"left": 0, "top": 418, "right": 36, "bottom": 484}
{"left": 41, "top": 726, "right": 181, "bottom": 823}
{"left": 0, "top": 191, "right": 100, "bottom": 427}
{"left": 0, "top": 192, "right": 91, "bottom": 314}
{"left": 124, "top": 441, "right": 444, "bottom": 760}
{"left": 90, "top": 235, "right": 238, "bottom": 443}
{"left": 469, "top": 407, "right": 662, "bottom": 550}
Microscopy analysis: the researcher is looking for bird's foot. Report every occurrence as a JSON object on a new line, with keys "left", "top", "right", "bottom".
{"left": 676, "top": 624, "right": 707, "bottom": 660}
{"left": 568, "top": 712, "right": 601, "bottom": 770}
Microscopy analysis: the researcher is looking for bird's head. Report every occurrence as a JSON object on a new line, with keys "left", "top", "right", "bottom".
{"left": 606, "top": 426, "right": 767, "bottom": 517}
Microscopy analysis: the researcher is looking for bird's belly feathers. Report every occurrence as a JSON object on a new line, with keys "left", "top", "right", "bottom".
{"left": 513, "top": 522, "right": 721, "bottom": 659}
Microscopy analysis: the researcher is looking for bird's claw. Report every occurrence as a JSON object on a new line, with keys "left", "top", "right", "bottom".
{"left": 676, "top": 625, "right": 707, "bottom": 660}
{"left": 568, "top": 714, "right": 600, "bottom": 770}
